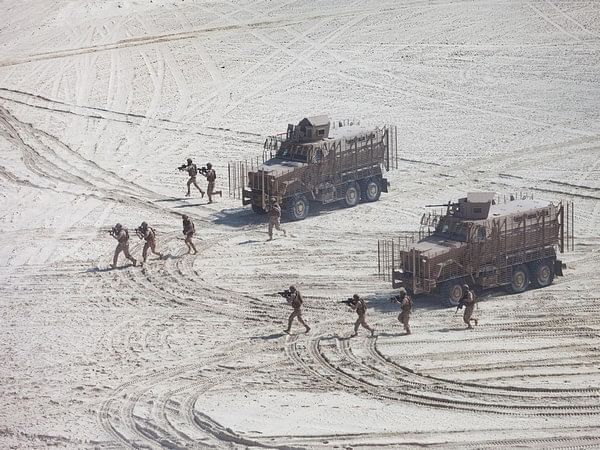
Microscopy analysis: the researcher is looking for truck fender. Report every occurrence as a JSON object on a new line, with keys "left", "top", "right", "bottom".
{"left": 554, "top": 259, "right": 565, "bottom": 276}
{"left": 381, "top": 178, "right": 389, "bottom": 193}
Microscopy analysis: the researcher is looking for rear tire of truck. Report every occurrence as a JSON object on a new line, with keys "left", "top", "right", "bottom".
{"left": 287, "top": 195, "right": 309, "bottom": 221}
{"left": 508, "top": 265, "right": 530, "bottom": 294}
{"left": 440, "top": 280, "right": 464, "bottom": 307}
{"left": 251, "top": 204, "right": 267, "bottom": 215}
{"left": 362, "top": 178, "right": 381, "bottom": 202}
{"left": 344, "top": 182, "right": 360, "bottom": 207}
{"left": 531, "top": 259, "right": 554, "bottom": 288}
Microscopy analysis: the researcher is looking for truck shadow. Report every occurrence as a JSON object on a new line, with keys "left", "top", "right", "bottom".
{"left": 211, "top": 207, "right": 267, "bottom": 228}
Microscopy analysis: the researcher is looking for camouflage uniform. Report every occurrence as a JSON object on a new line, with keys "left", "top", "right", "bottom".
{"left": 111, "top": 225, "right": 136, "bottom": 268}
{"left": 396, "top": 293, "right": 413, "bottom": 335}
{"left": 204, "top": 165, "right": 222, "bottom": 204}
{"left": 284, "top": 288, "right": 310, "bottom": 333}
{"left": 463, "top": 288, "right": 478, "bottom": 329}
{"left": 266, "top": 200, "right": 286, "bottom": 240}
{"left": 350, "top": 295, "right": 375, "bottom": 337}
{"left": 182, "top": 215, "right": 197, "bottom": 254}
{"left": 184, "top": 162, "right": 205, "bottom": 197}
{"left": 139, "top": 225, "right": 162, "bottom": 264}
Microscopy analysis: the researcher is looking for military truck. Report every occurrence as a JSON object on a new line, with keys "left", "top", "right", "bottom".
{"left": 385, "top": 193, "right": 570, "bottom": 306}
{"left": 242, "top": 115, "right": 393, "bottom": 220}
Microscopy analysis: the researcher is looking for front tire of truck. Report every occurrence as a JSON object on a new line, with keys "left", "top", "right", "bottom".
{"left": 344, "top": 182, "right": 360, "bottom": 207}
{"left": 508, "top": 265, "right": 530, "bottom": 294}
{"left": 530, "top": 259, "right": 554, "bottom": 288}
{"left": 251, "top": 204, "right": 268, "bottom": 215}
{"left": 362, "top": 178, "right": 381, "bottom": 202}
{"left": 286, "top": 195, "right": 309, "bottom": 221}
{"left": 440, "top": 280, "right": 464, "bottom": 307}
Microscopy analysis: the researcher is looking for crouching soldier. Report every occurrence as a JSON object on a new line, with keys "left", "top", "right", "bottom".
{"left": 182, "top": 215, "right": 197, "bottom": 254}
{"left": 266, "top": 196, "right": 286, "bottom": 241}
{"left": 392, "top": 287, "right": 413, "bottom": 335}
{"left": 349, "top": 294, "right": 375, "bottom": 337}
{"left": 462, "top": 284, "right": 479, "bottom": 329}
{"left": 136, "top": 221, "right": 163, "bottom": 266}
{"left": 110, "top": 223, "right": 137, "bottom": 268}
{"left": 283, "top": 285, "right": 310, "bottom": 333}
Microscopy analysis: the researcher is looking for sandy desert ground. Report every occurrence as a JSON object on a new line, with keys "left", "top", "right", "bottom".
{"left": 1, "top": 0, "right": 600, "bottom": 448}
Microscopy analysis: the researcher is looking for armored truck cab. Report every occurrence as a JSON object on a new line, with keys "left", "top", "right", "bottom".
{"left": 391, "top": 193, "right": 568, "bottom": 306}
{"left": 242, "top": 116, "right": 391, "bottom": 220}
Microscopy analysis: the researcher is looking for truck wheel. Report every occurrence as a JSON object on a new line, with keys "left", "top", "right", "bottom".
{"left": 344, "top": 182, "right": 360, "bottom": 207}
{"left": 287, "top": 195, "right": 309, "bottom": 221}
{"left": 531, "top": 260, "right": 554, "bottom": 288}
{"left": 440, "top": 280, "right": 464, "bottom": 307}
{"left": 251, "top": 204, "right": 267, "bottom": 215}
{"left": 362, "top": 178, "right": 381, "bottom": 202}
{"left": 508, "top": 265, "right": 530, "bottom": 293}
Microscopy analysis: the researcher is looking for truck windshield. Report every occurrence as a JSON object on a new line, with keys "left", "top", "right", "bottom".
{"left": 434, "top": 220, "right": 468, "bottom": 242}
{"left": 276, "top": 144, "right": 309, "bottom": 162}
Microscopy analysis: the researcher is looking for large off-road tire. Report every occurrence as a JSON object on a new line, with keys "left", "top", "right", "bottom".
{"left": 362, "top": 178, "right": 381, "bottom": 202}
{"left": 440, "top": 280, "right": 464, "bottom": 307}
{"left": 507, "top": 265, "right": 530, "bottom": 294}
{"left": 286, "top": 195, "right": 309, "bottom": 221}
{"left": 530, "top": 259, "right": 555, "bottom": 288}
{"left": 344, "top": 182, "right": 360, "bottom": 207}
{"left": 251, "top": 204, "right": 267, "bottom": 215}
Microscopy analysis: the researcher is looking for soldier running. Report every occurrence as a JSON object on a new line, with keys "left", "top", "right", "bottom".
{"left": 462, "top": 284, "right": 478, "bottom": 329}
{"left": 266, "top": 196, "right": 286, "bottom": 241}
{"left": 349, "top": 294, "right": 375, "bottom": 337}
{"left": 182, "top": 214, "right": 197, "bottom": 254}
{"left": 202, "top": 162, "right": 222, "bottom": 204}
{"left": 136, "top": 221, "right": 163, "bottom": 266}
{"left": 179, "top": 158, "right": 205, "bottom": 198}
{"left": 283, "top": 286, "right": 310, "bottom": 334}
{"left": 393, "top": 287, "right": 413, "bottom": 335}
{"left": 110, "top": 223, "right": 137, "bottom": 268}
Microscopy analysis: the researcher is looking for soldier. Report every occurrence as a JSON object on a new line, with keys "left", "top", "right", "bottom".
{"left": 110, "top": 223, "right": 137, "bottom": 268}
{"left": 462, "top": 284, "right": 479, "bottom": 329}
{"left": 349, "top": 294, "right": 375, "bottom": 337}
{"left": 202, "top": 162, "right": 222, "bottom": 204}
{"left": 392, "top": 287, "right": 413, "bottom": 335}
{"left": 180, "top": 158, "right": 205, "bottom": 198}
{"left": 182, "top": 214, "right": 197, "bottom": 254}
{"left": 266, "top": 196, "right": 286, "bottom": 241}
{"left": 136, "top": 221, "right": 163, "bottom": 266}
{"left": 283, "top": 285, "right": 310, "bottom": 334}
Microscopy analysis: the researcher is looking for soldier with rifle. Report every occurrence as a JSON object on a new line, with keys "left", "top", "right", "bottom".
{"left": 135, "top": 221, "right": 163, "bottom": 266}
{"left": 280, "top": 286, "right": 310, "bottom": 334}
{"left": 342, "top": 294, "right": 375, "bottom": 338}
{"left": 201, "top": 162, "right": 222, "bottom": 204}
{"left": 109, "top": 223, "right": 137, "bottom": 269}
{"left": 182, "top": 215, "right": 197, "bottom": 254}
{"left": 266, "top": 196, "right": 286, "bottom": 241}
{"left": 457, "top": 284, "right": 478, "bottom": 329}
{"left": 178, "top": 158, "right": 205, "bottom": 198}
{"left": 391, "top": 287, "right": 413, "bottom": 335}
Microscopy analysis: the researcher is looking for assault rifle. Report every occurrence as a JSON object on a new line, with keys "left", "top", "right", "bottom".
{"left": 108, "top": 226, "right": 118, "bottom": 236}
{"left": 177, "top": 163, "right": 188, "bottom": 171}
{"left": 456, "top": 299, "right": 466, "bottom": 311}
{"left": 277, "top": 290, "right": 292, "bottom": 298}
{"left": 339, "top": 298, "right": 354, "bottom": 306}
{"left": 134, "top": 227, "right": 145, "bottom": 240}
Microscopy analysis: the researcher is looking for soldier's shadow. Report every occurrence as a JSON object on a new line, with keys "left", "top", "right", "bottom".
{"left": 174, "top": 203, "right": 204, "bottom": 208}
{"left": 252, "top": 332, "right": 286, "bottom": 340}
{"left": 437, "top": 327, "right": 469, "bottom": 332}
